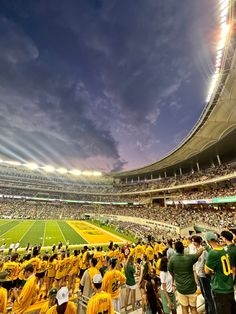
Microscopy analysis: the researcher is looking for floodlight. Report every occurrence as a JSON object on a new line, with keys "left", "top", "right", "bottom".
{"left": 57, "top": 168, "right": 68, "bottom": 174}
{"left": 70, "top": 169, "right": 81, "bottom": 176}
{"left": 25, "top": 162, "right": 39, "bottom": 170}
{"left": 43, "top": 165, "right": 55, "bottom": 172}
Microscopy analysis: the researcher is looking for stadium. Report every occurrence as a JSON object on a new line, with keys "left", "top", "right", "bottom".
{"left": 0, "top": 0, "right": 236, "bottom": 314}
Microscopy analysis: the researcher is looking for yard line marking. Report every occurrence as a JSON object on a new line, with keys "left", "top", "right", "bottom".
{"left": 66, "top": 221, "right": 88, "bottom": 244}
{"left": 19, "top": 221, "right": 35, "bottom": 243}
{"left": 0, "top": 221, "right": 21, "bottom": 237}
{"left": 42, "top": 221, "right": 47, "bottom": 247}
{"left": 56, "top": 221, "right": 67, "bottom": 244}
{"left": 0, "top": 221, "right": 12, "bottom": 226}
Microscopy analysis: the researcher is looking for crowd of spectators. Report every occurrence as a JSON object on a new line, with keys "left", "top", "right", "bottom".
{"left": 0, "top": 163, "right": 236, "bottom": 199}
{"left": 0, "top": 228, "right": 236, "bottom": 313}
{"left": 114, "top": 163, "right": 236, "bottom": 193}
{"left": 169, "top": 186, "right": 236, "bottom": 200}
{"left": 80, "top": 204, "right": 236, "bottom": 229}
{"left": 1, "top": 183, "right": 236, "bottom": 206}
{"left": 0, "top": 199, "right": 235, "bottom": 230}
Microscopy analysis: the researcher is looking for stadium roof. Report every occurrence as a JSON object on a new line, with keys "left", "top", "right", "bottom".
{"left": 115, "top": 2, "right": 236, "bottom": 180}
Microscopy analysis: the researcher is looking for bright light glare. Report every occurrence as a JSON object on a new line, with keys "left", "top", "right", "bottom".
{"left": 206, "top": 0, "right": 230, "bottom": 102}
{"left": 4, "top": 160, "right": 22, "bottom": 166}
{"left": 82, "top": 171, "right": 92, "bottom": 176}
{"left": 70, "top": 169, "right": 81, "bottom": 176}
{"left": 57, "top": 168, "right": 68, "bottom": 174}
{"left": 25, "top": 162, "right": 39, "bottom": 170}
{"left": 92, "top": 171, "right": 102, "bottom": 176}
{"left": 43, "top": 165, "right": 55, "bottom": 172}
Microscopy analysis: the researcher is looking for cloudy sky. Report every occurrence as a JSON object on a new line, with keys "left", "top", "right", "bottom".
{"left": 0, "top": 0, "right": 218, "bottom": 172}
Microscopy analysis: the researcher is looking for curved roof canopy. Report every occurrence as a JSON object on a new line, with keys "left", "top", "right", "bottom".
{"left": 115, "top": 2, "right": 236, "bottom": 180}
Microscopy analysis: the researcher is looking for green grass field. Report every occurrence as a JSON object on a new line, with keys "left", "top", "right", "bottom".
{"left": 0, "top": 219, "right": 88, "bottom": 247}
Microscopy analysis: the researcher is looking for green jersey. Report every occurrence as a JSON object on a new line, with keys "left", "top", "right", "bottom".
{"left": 226, "top": 244, "right": 236, "bottom": 269}
{"left": 168, "top": 253, "right": 198, "bottom": 295}
{"left": 205, "top": 248, "right": 234, "bottom": 294}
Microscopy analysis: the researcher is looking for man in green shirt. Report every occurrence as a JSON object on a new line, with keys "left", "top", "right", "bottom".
{"left": 205, "top": 231, "right": 236, "bottom": 314}
{"left": 220, "top": 230, "right": 236, "bottom": 277}
{"left": 169, "top": 241, "right": 204, "bottom": 314}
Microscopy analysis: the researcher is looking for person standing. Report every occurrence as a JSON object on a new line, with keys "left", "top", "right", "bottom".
{"left": 86, "top": 274, "right": 114, "bottom": 314}
{"left": 124, "top": 255, "right": 136, "bottom": 312}
{"left": 2, "top": 253, "right": 19, "bottom": 290}
{"left": 145, "top": 243, "right": 154, "bottom": 264}
{"left": 192, "top": 236, "right": 216, "bottom": 314}
{"left": 205, "top": 231, "right": 236, "bottom": 314}
{"left": 166, "top": 240, "right": 175, "bottom": 260}
{"left": 0, "top": 271, "right": 8, "bottom": 314}
{"left": 160, "top": 257, "right": 177, "bottom": 314}
{"left": 102, "top": 258, "right": 126, "bottom": 312}
{"left": 79, "top": 246, "right": 89, "bottom": 279}
{"left": 8, "top": 242, "right": 15, "bottom": 255}
{"left": 13, "top": 264, "right": 37, "bottom": 314}
{"left": 220, "top": 230, "right": 236, "bottom": 276}
{"left": 168, "top": 241, "right": 203, "bottom": 314}
{"left": 0, "top": 243, "right": 6, "bottom": 254}
{"left": 80, "top": 257, "right": 100, "bottom": 299}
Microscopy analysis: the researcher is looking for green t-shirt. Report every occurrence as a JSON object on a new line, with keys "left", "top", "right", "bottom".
{"left": 205, "top": 248, "right": 234, "bottom": 294}
{"left": 168, "top": 253, "right": 198, "bottom": 295}
{"left": 226, "top": 244, "right": 236, "bottom": 268}
{"left": 125, "top": 264, "right": 135, "bottom": 286}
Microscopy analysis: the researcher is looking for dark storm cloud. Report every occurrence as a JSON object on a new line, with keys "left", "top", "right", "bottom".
{"left": 0, "top": 15, "right": 122, "bottom": 170}
{"left": 0, "top": 0, "right": 217, "bottom": 171}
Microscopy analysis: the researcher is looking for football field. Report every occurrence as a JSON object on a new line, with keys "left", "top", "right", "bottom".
{"left": 0, "top": 219, "right": 126, "bottom": 248}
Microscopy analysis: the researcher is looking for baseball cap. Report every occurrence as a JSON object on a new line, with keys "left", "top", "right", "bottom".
{"left": 93, "top": 273, "right": 102, "bottom": 284}
{"left": 0, "top": 271, "right": 8, "bottom": 282}
{"left": 56, "top": 287, "right": 69, "bottom": 305}
{"left": 205, "top": 231, "right": 217, "bottom": 241}
{"left": 49, "top": 288, "right": 57, "bottom": 297}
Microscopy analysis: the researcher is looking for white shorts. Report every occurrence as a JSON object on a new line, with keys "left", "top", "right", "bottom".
{"left": 112, "top": 297, "right": 121, "bottom": 312}
{"left": 126, "top": 284, "right": 137, "bottom": 290}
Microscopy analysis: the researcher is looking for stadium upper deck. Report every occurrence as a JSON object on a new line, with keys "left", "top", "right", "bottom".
{"left": 114, "top": 0, "right": 236, "bottom": 183}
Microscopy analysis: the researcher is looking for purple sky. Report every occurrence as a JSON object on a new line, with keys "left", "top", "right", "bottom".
{"left": 0, "top": 0, "right": 219, "bottom": 172}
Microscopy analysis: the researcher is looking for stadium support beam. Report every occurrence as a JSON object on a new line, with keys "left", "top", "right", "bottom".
{"left": 164, "top": 171, "right": 167, "bottom": 178}
{"left": 196, "top": 162, "right": 200, "bottom": 172}
{"left": 179, "top": 167, "right": 182, "bottom": 176}
{"left": 151, "top": 173, "right": 153, "bottom": 180}
{"left": 217, "top": 154, "right": 221, "bottom": 166}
